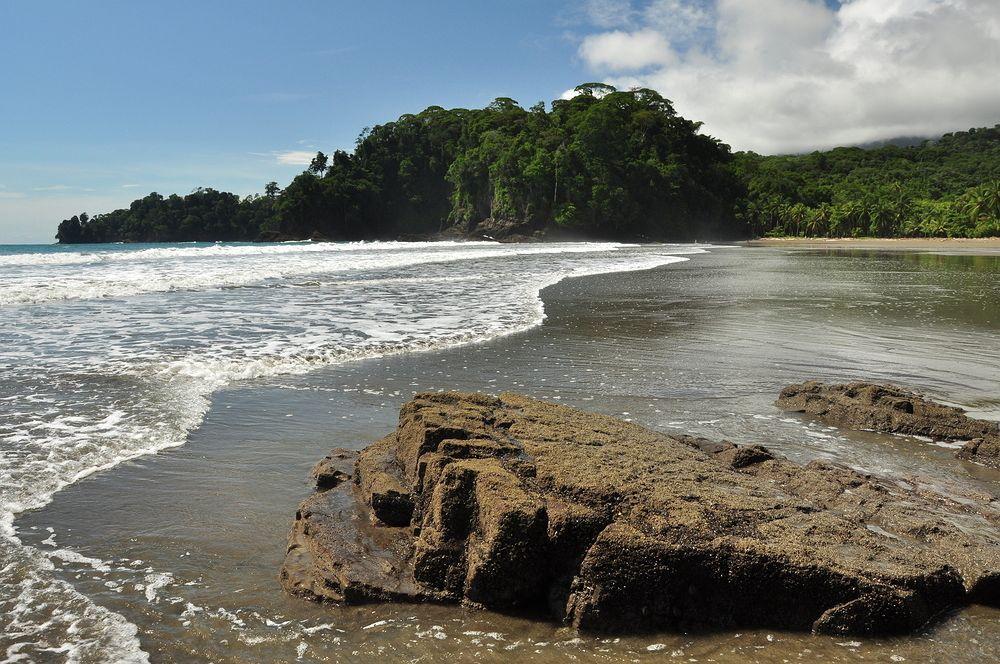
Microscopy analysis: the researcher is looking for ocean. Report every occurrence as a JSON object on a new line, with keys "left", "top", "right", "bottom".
{"left": 0, "top": 241, "right": 698, "bottom": 661}
{"left": 1, "top": 241, "right": 997, "bottom": 662}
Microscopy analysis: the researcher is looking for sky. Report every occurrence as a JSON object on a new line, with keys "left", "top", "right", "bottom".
{"left": 2, "top": 0, "right": 998, "bottom": 243}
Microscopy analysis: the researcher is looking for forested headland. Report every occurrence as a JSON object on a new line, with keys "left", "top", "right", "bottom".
{"left": 56, "top": 84, "right": 1000, "bottom": 243}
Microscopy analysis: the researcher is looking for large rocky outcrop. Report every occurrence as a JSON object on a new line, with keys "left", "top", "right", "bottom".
{"left": 777, "top": 381, "right": 1000, "bottom": 468}
{"left": 280, "top": 392, "right": 1000, "bottom": 635}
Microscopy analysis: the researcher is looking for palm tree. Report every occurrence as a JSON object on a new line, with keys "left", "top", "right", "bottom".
{"left": 962, "top": 181, "right": 1000, "bottom": 223}
{"left": 806, "top": 204, "right": 832, "bottom": 237}
{"left": 839, "top": 200, "right": 865, "bottom": 237}
{"left": 788, "top": 203, "right": 809, "bottom": 236}
{"left": 762, "top": 198, "right": 784, "bottom": 235}
{"left": 923, "top": 217, "right": 948, "bottom": 238}
{"left": 875, "top": 204, "right": 896, "bottom": 237}
{"left": 887, "top": 183, "right": 911, "bottom": 235}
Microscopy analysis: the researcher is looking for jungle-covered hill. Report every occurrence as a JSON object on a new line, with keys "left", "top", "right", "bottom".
{"left": 734, "top": 125, "right": 1000, "bottom": 238}
{"left": 55, "top": 85, "right": 1000, "bottom": 243}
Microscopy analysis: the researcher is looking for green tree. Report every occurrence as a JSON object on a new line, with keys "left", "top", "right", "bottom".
{"left": 308, "top": 152, "right": 329, "bottom": 176}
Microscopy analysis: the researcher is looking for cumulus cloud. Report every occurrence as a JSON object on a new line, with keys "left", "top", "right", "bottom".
{"left": 580, "top": 29, "right": 676, "bottom": 70}
{"left": 575, "top": 0, "right": 1000, "bottom": 153}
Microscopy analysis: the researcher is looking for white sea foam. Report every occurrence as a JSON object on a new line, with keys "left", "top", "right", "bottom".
{"left": 0, "top": 240, "right": 703, "bottom": 660}
{"left": 47, "top": 549, "right": 113, "bottom": 573}
{"left": 0, "top": 241, "right": 701, "bottom": 306}
{"left": 0, "top": 239, "right": 491, "bottom": 267}
{"left": 142, "top": 573, "right": 173, "bottom": 602}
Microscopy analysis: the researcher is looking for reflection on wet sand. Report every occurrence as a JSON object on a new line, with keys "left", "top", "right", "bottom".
{"left": 19, "top": 247, "right": 1000, "bottom": 662}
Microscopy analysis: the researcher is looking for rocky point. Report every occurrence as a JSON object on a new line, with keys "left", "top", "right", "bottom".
{"left": 281, "top": 391, "right": 1000, "bottom": 635}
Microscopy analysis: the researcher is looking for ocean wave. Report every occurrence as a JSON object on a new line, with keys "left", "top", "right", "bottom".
{"left": 0, "top": 242, "right": 697, "bottom": 660}
{"left": 0, "top": 240, "right": 500, "bottom": 267}
{"left": 0, "top": 242, "right": 673, "bottom": 306}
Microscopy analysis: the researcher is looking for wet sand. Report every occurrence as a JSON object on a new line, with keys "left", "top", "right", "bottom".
{"left": 17, "top": 246, "right": 1000, "bottom": 662}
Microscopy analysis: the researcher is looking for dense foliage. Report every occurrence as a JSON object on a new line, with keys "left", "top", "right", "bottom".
{"left": 734, "top": 126, "right": 1000, "bottom": 238}
{"left": 56, "top": 85, "right": 741, "bottom": 243}
{"left": 53, "top": 188, "right": 274, "bottom": 243}
{"left": 55, "top": 88, "right": 1000, "bottom": 244}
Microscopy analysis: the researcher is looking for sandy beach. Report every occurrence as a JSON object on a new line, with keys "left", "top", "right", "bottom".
{"left": 744, "top": 237, "right": 1000, "bottom": 251}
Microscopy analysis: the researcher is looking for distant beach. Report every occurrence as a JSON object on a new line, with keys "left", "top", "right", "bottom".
{"left": 744, "top": 237, "right": 1000, "bottom": 251}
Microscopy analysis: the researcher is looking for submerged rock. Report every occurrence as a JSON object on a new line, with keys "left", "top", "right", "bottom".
{"left": 281, "top": 392, "right": 1000, "bottom": 635}
{"left": 777, "top": 380, "right": 1000, "bottom": 468}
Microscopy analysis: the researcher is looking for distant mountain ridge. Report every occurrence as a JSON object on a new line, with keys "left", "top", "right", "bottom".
{"left": 854, "top": 136, "right": 932, "bottom": 150}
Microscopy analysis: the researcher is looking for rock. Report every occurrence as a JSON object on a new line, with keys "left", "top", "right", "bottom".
{"left": 958, "top": 436, "right": 1000, "bottom": 469}
{"left": 355, "top": 436, "right": 415, "bottom": 526}
{"left": 776, "top": 381, "right": 1000, "bottom": 468}
{"left": 280, "top": 482, "right": 438, "bottom": 604}
{"left": 281, "top": 392, "right": 1000, "bottom": 635}
{"left": 465, "top": 217, "right": 542, "bottom": 242}
{"left": 311, "top": 448, "right": 354, "bottom": 490}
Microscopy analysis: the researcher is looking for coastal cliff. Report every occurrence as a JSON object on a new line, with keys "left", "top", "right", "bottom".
{"left": 280, "top": 392, "right": 1000, "bottom": 635}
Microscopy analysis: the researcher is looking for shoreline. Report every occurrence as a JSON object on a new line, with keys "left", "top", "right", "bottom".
{"left": 39, "top": 235, "right": 1000, "bottom": 252}
{"left": 11, "top": 246, "right": 1000, "bottom": 662}
{"left": 744, "top": 237, "right": 1000, "bottom": 250}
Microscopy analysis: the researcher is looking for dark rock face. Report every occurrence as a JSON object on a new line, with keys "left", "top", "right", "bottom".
{"left": 311, "top": 448, "right": 354, "bottom": 490}
{"left": 777, "top": 381, "right": 1000, "bottom": 468}
{"left": 281, "top": 392, "right": 1000, "bottom": 635}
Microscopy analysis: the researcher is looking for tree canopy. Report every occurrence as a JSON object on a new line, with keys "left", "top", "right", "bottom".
{"left": 733, "top": 125, "right": 1000, "bottom": 238}
{"left": 56, "top": 87, "right": 741, "bottom": 243}
{"left": 55, "top": 89, "right": 999, "bottom": 244}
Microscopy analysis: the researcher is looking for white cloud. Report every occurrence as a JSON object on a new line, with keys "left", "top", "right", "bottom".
{"left": 249, "top": 150, "right": 320, "bottom": 166}
{"left": 0, "top": 191, "right": 25, "bottom": 200}
{"left": 580, "top": 28, "right": 676, "bottom": 70}
{"left": 643, "top": 0, "right": 714, "bottom": 43}
{"left": 574, "top": 0, "right": 1000, "bottom": 153}
{"left": 274, "top": 150, "right": 316, "bottom": 166}
{"left": 32, "top": 184, "right": 95, "bottom": 192}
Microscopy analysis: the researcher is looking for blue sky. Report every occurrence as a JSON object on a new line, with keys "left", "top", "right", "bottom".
{"left": 2, "top": 0, "right": 998, "bottom": 243}
{"left": 1, "top": 0, "right": 592, "bottom": 242}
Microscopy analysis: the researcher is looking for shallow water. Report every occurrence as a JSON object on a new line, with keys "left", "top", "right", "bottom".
{"left": 0, "top": 240, "right": 697, "bottom": 661}
{"left": 4, "top": 243, "right": 1000, "bottom": 662}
